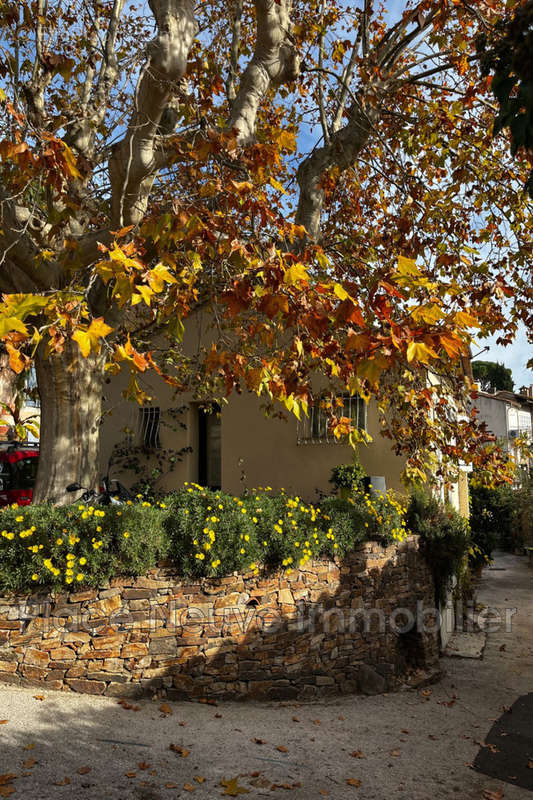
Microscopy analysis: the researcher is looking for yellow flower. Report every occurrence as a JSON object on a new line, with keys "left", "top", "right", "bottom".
{"left": 66, "top": 576, "right": 73, "bottom": 584}
{"left": 123, "top": 531, "right": 130, "bottom": 539}
{"left": 31, "top": 573, "right": 38, "bottom": 581}
{"left": 253, "top": 517, "right": 258, "bottom": 523}
{"left": 241, "top": 508, "right": 246, "bottom": 514}
{"left": 76, "top": 573, "right": 84, "bottom": 582}
{"left": 15, "top": 515, "right": 23, "bottom": 522}
{"left": 142, "top": 501, "right": 151, "bottom": 507}
{"left": 96, "top": 526, "right": 102, "bottom": 532}
{"left": 240, "top": 548, "right": 245, "bottom": 554}
{"left": 79, "top": 557, "right": 87, "bottom": 565}
{"left": 244, "top": 534, "right": 250, "bottom": 542}
{"left": 56, "top": 538, "right": 63, "bottom": 546}
{"left": 65, "top": 568, "right": 74, "bottom": 576}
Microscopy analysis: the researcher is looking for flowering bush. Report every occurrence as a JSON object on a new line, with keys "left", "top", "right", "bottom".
{"left": 0, "top": 484, "right": 412, "bottom": 593}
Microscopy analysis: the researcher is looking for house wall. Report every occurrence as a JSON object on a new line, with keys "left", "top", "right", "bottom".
{"left": 474, "top": 394, "right": 508, "bottom": 441}
{"left": 99, "top": 366, "right": 407, "bottom": 501}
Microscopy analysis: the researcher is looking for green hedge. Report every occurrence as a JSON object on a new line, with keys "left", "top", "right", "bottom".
{"left": 0, "top": 484, "right": 410, "bottom": 593}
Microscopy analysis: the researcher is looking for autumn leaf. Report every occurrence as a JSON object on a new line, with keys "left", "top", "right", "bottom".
{"left": 184, "top": 783, "right": 196, "bottom": 792}
{"left": 350, "top": 751, "right": 364, "bottom": 758}
{"left": 346, "top": 778, "right": 361, "bottom": 787}
{"left": 77, "top": 767, "right": 91, "bottom": 775}
{"left": 169, "top": 744, "right": 189, "bottom": 757}
{"left": 72, "top": 318, "right": 114, "bottom": 357}
{"left": 194, "top": 776, "right": 205, "bottom": 784}
{"left": 276, "top": 745, "right": 288, "bottom": 753}
{"left": 32, "top": 695, "right": 45, "bottom": 702}
{"left": 0, "top": 787, "right": 15, "bottom": 797}
{"left": 54, "top": 777, "right": 71, "bottom": 786}
{"left": 221, "top": 777, "right": 249, "bottom": 796}
{"left": 0, "top": 721, "right": 7, "bottom": 725}
{"left": 283, "top": 263, "right": 309, "bottom": 285}
{"left": 406, "top": 341, "right": 437, "bottom": 364}
{"left": 22, "top": 758, "right": 35, "bottom": 769}
{"left": 159, "top": 703, "right": 172, "bottom": 715}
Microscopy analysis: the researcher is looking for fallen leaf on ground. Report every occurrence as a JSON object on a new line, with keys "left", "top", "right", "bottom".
{"left": 23, "top": 745, "right": 34, "bottom": 751}
{"left": 271, "top": 783, "right": 301, "bottom": 790}
{"left": 54, "top": 777, "right": 70, "bottom": 786}
{"left": 401, "top": 729, "right": 409, "bottom": 734}
{"left": 313, "top": 720, "right": 321, "bottom": 725}
{"left": 125, "top": 772, "right": 136, "bottom": 778}
{"left": 0, "top": 721, "right": 7, "bottom": 725}
{"left": 0, "top": 787, "right": 15, "bottom": 797}
{"left": 32, "top": 696, "right": 45, "bottom": 702}
{"left": 137, "top": 762, "right": 151, "bottom": 770}
{"left": 346, "top": 778, "right": 361, "bottom": 787}
{"left": 159, "top": 703, "right": 172, "bottom": 715}
{"left": 165, "top": 783, "right": 177, "bottom": 789}
{"left": 0, "top": 778, "right": 16, "bottom": 787}
{"left": 276, "top": 746, "right": 288, "bottom": 753}
{"left": 350, "top": 751, "right": 364, "bottom": 759}
{"left": 252, "top": 738, "right": 265, "bottom": 745}
{"left": 319, "top": 791, "right": 329, "bottom": 796}
{"left": 77, "top": 767, "right": 91, "bottom": 775}
{"left": 391, "top": 750, "right": 401, "bottom": 757}
{"left": 215, "top": 713, "right": 222, "bottom": 719}
{"left": 183, "top": 783, "right": 195, "bottom": 792}
{"left": 483, "top": 789, "right": 503, "bottom": 800}
{"left": 22, "top": 759, "right": 35, "bottom": 769}
{"left": 194, "top": 776, "right": 205, "bottom": 784}
{"left": 198, "top": 698, "right": 217, "bottom": 706}
{"left": 221, "top": 776, "right": 249, "bottom": 796}
{"left": 528, "top": 761, "right": 533, "bottom": 769}
{"left": 169, "top": 744, "right": 189, "bottom": 757}
{"left": 292, "top": 717, "right": 300, "bottom": 722}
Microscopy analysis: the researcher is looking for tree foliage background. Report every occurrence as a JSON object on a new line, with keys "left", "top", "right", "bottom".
{"left": 0, "top": 0, "right": 531, "bottom": 501}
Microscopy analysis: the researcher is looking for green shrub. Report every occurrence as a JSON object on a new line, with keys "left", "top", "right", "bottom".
{"left": 406, "top": 489, "right": 471, "bottom": 603}
{"left": 329, "top": 457, "right": 367, "bottom": 493}
{"left": 0, "top": 500, "right": 168, "bottom": 594}
{"left": 0, "top": 483, "right": 413, "bottom": 594}
{"left": 469, "top": 480, "right": 517, "bottom": 555}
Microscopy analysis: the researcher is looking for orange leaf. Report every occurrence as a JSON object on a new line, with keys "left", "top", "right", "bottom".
{"left": 346, "top": 778, "right": 361, "bottom": 787}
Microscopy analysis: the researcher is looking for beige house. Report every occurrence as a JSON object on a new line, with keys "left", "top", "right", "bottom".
{"left": 99, "top": 370, "right": 407, "bottom": 502}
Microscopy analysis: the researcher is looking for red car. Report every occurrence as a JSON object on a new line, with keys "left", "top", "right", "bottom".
{"left": 0, "top": 444, "right": 39, "bottom": 506}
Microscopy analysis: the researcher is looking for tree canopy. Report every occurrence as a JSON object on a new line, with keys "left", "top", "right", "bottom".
{"left": 0, "top": 0, "right": 531, "bottom": 501}
{"left": 472, "top": 359, "right": 514, "bottom": 393}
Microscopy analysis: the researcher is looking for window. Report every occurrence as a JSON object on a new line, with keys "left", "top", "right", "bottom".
{"left": 139, "top": 407, "right": 161, "bottom": 449}
{"left": 297, "top": 394, "right": 366, "bottom": 444}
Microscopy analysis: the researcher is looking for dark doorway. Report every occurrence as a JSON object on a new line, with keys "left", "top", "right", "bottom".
{"left": 198, "top": 404, "right": 221, "bottom": 489}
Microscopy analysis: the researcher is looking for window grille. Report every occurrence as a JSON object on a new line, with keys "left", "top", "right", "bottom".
{"left": 139, "top": 406, "right": 161, "bottom": 449}
{"left": 297, "top": 395, "right": 366, "bottom": 444}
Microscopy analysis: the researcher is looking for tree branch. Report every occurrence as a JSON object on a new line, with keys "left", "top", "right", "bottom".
{"left": 227, "top": 0, "right": 299, "bottom": 145}
{"left": 108, "top": 0, "right": 197, "bottom": 228}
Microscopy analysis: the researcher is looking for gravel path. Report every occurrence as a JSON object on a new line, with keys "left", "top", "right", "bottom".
{"left": 1, "top": 551, "right": 531, "bottom": 799}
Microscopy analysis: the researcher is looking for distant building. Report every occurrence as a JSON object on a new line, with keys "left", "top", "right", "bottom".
{"left": 473, "top": 385, "right": 533, "bottom": 479}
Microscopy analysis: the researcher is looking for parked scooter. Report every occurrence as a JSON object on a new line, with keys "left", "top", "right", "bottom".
{"left": 66, "top": 474, "right": 133, "bottom": 505}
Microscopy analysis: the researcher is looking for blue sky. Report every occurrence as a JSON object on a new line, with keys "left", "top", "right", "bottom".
{"left": 478, "top": 325, "right": 533, "bottom": 391}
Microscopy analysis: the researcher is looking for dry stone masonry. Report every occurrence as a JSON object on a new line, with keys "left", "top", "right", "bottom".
{"left": 0, "top": 537, "right": 439, "bottom": 700}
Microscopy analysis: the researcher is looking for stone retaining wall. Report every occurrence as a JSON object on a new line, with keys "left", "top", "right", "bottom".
{"left": 0, "top": 537, "right": 439, "bottom": 701}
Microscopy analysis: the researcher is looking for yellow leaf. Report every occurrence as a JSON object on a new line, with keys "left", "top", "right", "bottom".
{"left": 333, "top": 283, "right": 353, "bottom": 302}
{"left": 454, "top": 310, "right": 480, "bottom": 328}
{"left": 148, "top": 263, "right": 177, "bottom": 293}
{"left": 135, "top": 285, "right": 153, "bottom": 306}
{"left": 283, "top": 263, "right": 309, "bottom": 285}
{"left": 406, "top": 341, "right": 437, "bottom": 364}
{"left": 0, "top": 88, "right": 5, "bottom": 103}
{"left": 62, "top": 143, "right": 82, "bottom": 179}
{"left": 410, "top": 304, "right": 444, "bottom": 325}
{"left": 72, "top": 317, "right": 113, "bottom": 357}
{"left": 269, "top": 177, "right": 286, "bottom": 194}
{"left": 221, "top": 777, "right": 249, "bottom": 796}
{"left": 395, "top": 255, "right": 419, "bottom": 277}
{"left": 72, "top": 329, "right": 91, "bottom": 358}
{"left": 0, "top": 317, "right": 28, "bottom": 337}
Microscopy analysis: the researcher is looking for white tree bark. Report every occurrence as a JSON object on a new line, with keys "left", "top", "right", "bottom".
{"left": 228, "top": 0, "right": 298, "bottom": 144}
{"left": 109, "top": 0, "right": 198, "bottom": 227}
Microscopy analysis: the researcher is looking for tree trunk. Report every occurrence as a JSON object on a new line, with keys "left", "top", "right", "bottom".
{"left": 33, "top": 341, "right": 105, "bottom": 505}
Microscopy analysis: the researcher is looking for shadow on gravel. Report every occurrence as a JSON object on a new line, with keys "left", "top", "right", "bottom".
{"left": 473, "top": 692, "right": 533, "bottom": 791}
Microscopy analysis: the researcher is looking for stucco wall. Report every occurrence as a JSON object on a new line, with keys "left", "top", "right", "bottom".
{"left": 99, "top": 366, "right": 407, "bottom": 500}
{"left": 0, "top": 538, "right": 439, "bottom": 701}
